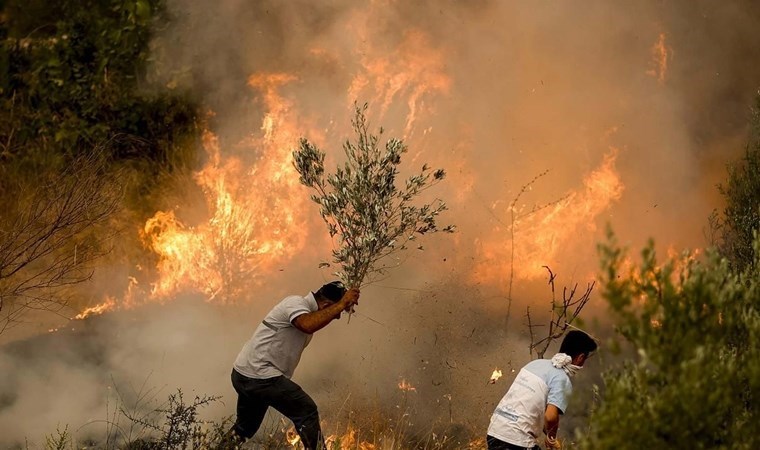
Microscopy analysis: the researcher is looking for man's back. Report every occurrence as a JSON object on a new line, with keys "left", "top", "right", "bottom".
{"left": 487, "top": 359, "right": 572, "bottom": 448}
{"left": 233, "top": 293, "right": 317, "bottom": 379}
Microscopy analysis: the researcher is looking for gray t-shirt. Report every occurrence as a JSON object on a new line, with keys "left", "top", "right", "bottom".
{"left": 233, "top": 292, "right": 317, "bottom": 379}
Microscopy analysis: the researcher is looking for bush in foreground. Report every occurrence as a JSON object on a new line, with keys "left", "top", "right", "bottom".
{"left": 577, "top": 231, "right": 760, "bottom": 449}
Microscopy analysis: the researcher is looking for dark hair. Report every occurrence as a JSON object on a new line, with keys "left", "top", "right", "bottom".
{"left": 315, "top": 281, "right": 347, "bottom": 302}
{"left": 559, "top": 330, "right": 598, "bottom": 358}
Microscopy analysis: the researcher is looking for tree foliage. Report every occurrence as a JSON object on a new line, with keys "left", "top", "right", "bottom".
{"left": 713, "top": 96, "right": 760, "bottom": 272}
{"left": 578, "top": 230, "right": 760, "bottom": 449}
{"left": 0, "top": 0, "right": 202, "bottom": 325}
{"left": 0, "top": 0, "right": 199, "bottom": 175}
{"left": 293, "top": 104, "right": 454, "bottom": 287}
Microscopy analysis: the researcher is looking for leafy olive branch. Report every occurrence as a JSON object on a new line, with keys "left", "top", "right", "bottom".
{"left": 293, "top": 103, "right": 454, "bottom": 288}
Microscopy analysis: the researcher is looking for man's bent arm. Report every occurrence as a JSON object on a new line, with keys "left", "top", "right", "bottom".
{"left": 544, "top": 404, "right": 561, "bottom": 439}
{"left": 292, "top": 289, "right": 359, "bottom": 334}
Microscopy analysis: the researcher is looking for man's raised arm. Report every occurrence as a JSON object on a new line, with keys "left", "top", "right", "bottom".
{"left": 292, "top": 289, "right": 360, "bottom": 334}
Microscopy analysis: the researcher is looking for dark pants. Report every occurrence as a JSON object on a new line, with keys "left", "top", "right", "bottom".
{"left": 231, "top": 369, "right": 324, "bottom": 450}
{"left": 487, "top": 435, "right": 540, "bottom": 450}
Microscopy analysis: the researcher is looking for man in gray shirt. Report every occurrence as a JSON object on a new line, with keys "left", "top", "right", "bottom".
{"left": 228, "top": 281, "right": 359, "bottom": 449}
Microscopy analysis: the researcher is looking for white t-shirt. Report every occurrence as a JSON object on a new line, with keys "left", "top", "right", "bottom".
{"left": 487, "top": 359, "right": 572, "bottom": 448}
{"left": 233, "top": 292, "right": 317, "bottom": 379}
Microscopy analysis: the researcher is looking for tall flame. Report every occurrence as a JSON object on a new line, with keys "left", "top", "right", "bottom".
{"left": 647, "top": 32, "right": 671, "bottom": 84}
{"left": 473, "top": 149, "right": 624, "bottom": 283}
{"left": 348, "top": 28, "right": 451, "bottom": 137}
{"left": 74, "top": 24, "right": 455, "bottom": 318}
{"left": 141, "top": 73, "right": 311, "bottom": 303}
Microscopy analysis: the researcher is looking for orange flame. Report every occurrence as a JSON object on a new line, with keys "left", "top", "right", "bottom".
{"left": 75, "top": 25, "right": 454, "bottom": 317}
{"left": 73, "top": 297, "right": 117, "bottom": 320}
{"left": 73, "top": 277, "right": 139, "bottom": 320}
{"left": 141, "top": 73, "right": 311, "bottom": 303}
{"left": 473, "top": 149, "right": 624, "bottom": 283}
{"left": 398, "top": 378, "right": 417, "bottom": 392}
{"left": 286, "top": 427, "right": 301, "bottom": 447}
{"left": 489, "top": 368, "right": 503, "bottom": 384}
{"left": 325, "top": 428, "right": 377, "bottom": 450}
{"left": 348, "top": 29, "right": 450, "bottom": 137}
{"left": 646, "top": 32, "right": 671, "bottom": 84}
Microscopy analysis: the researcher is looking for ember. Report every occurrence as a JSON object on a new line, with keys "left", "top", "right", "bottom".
{"left": 489, "top": 368, "right": 503, "bottom": 384}
{"left": 398, "top": 379, "right": 417, "bottom": 392}
{"left": 286, "top": 427, "right": 301, "bottom": 447}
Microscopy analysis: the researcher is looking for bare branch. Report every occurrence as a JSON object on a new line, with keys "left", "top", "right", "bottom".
{"left": 0, "top": 146, "right": 123, "bottom": 332}
{"left": 527, "top": 266, "right": 595, "bottom": 358}
{"left": 504, "top": 171, "right": 569, "bottom": 331}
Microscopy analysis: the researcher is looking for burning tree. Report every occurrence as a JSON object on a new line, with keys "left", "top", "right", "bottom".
{"left": 293, "top": 104, "right": 454, "bottom": 288}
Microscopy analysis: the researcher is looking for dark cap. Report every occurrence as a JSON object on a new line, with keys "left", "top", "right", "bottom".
{"left": 315, "top": 281, "right": 347, "bottom": 302}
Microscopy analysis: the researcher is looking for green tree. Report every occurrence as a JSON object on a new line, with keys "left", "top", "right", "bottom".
{"left": 578, "top": 231, "right": 760, "bottom": 449}
{"left": 0, "top": 0, "right": 199, "bottom": 178}
{"left": 713, "top": 95, "right": 760, "bottom": 272}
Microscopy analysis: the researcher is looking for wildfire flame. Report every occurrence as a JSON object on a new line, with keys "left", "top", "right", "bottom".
{"left": 398, "top": 378, "right": 417, "bottom": 392}
{"left": 473, "top": 148, "right": 624, "bottom": 283}
{"left": 347, "top": 28, "right": 450, "bottom": 137}
{"left": 324, "top": 428, "right": 377, "bottom": 450}
{"left": 73, "top": 277, "right": 140, "bottom": 320}
{"left": 647, "top": 32, "right": 671, "bottom": 84}
{"left": 56, "top": 0, "right": 465, "bottom": 321}
{"left": 286, "top": 427, "right": 301, "bottom": 447}
{"left": 73, "top": 297, "right": 117, "bottom": 320}
{"left": 74, "top": 24, "right": 455, "bottom": 318}
{"left": 141, "top": 73, "right": 311, "bottom": 303}
{"left": 489, "top": 368, "right": 503, "bottom": 384}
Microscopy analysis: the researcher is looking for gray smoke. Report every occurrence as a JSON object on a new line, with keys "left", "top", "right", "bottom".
{"left": 3, "top": 0, "right": 760, "bottom": 446}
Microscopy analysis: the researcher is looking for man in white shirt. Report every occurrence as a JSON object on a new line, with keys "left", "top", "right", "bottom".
{"left": 228, "top": 281, "right": 359, "bottom": 449}
{"left": 487, "top": 330, "right": 597, "bottom": 450}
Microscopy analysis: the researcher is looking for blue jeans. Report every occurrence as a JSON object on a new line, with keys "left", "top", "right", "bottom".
{"left": 231, "top": 369, "right": 324, "bottom": 450}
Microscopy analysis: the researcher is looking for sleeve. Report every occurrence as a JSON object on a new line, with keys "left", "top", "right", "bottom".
{"left": 282, "top": 295, "right": 312, "bottom": 323}
{"left": 547, "top": 374, "right": 572, "bottom": 414}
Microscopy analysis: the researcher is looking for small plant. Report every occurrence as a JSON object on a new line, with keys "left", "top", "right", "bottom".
{"left": 44, "top": 425, "right": 71, "bottom": 450}
{"left": 121, "top": 389, "right": 224, "bottom": 450}
{"left": 293, "top": 103, "right": 453, "bottom": 288}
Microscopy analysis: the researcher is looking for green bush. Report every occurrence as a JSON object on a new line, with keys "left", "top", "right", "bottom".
{"left": 0, "top": 0, "right": 199, "bottom": 179}
{"left": 578, "top": 231, "right": 760, "bottom": 449}
{"left": 713, "top": 95, "right": 760, "bottom": 273}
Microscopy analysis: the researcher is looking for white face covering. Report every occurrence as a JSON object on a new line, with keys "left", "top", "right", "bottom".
{"left": 551, "top": 353, "right": 582, "bottom": 377}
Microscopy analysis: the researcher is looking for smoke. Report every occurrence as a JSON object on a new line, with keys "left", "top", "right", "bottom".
{"left": 3, "top": 0, "right": 760, "bottom": 445}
